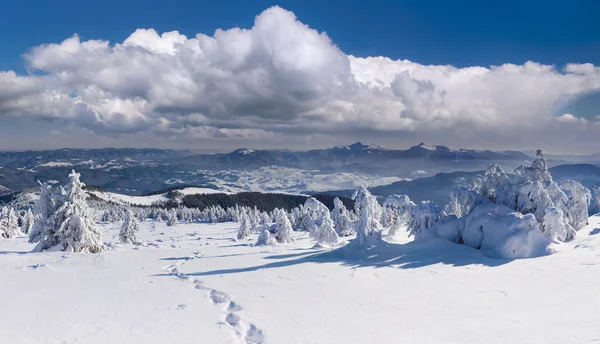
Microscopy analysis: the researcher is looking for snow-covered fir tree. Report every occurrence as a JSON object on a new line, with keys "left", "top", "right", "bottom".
{"left": 273, "top": 208, "right": 294, "bottom": 243}
{"left": 331, "top": 197, "right": 353, "bottom": 236}
{"left": 36, "top": 170, "right": 105, "bottom": 253}
{"left": 352, "top": 186, "right": 383, "bottom": 245}
{"left": 29, "top": 182, "right": 58, "bottom": 244}
{"left": 237, "top": 211, "right": 251, "bottom": 240}
{"left": 120, "top": 210, "right": 141, "bottom": 244}
{"left": 301, "top": 198, "right": 339, "bottom": 247}
{"left": 21, "top": 209, "right": 35, "bottom": 235}
{"left": 249, "top": 207, "right": 260, "bottom": 233}
{"left": 260, "top": 211, "right": 273, "bottom": 232}
{"left": 1, "top": 207, "right": 20, "bottom": 238}
{"left": 167, "top": 209, "right": 178, "bottom": 227}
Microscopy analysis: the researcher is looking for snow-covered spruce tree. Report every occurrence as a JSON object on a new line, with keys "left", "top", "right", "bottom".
{"left": 331, "top": 197, "right": 353, "bottom": 237}
{"left": 260, "top": 212, "right": 272, "bottom": 232}
{"left": 559, "top": 180, "right": 591, "bottom": 229}
{"left": 167, "top": 209, "right": 178, "bottom": 227}
{"left": 21, "top": 209, "right": 35, "bottom": 235}
{"left": 247, "top": 207, "right": 259, "bottom": 233}
{"left": 119, "top": 210, "right": 141, "bottom": 244}
{"left": 29, "top": 182, "right": 56, "bottom": 244}
{"left": 40, "top": 170, "right": 105, "bottom": 253}
{"left": 303, "top": 198, "right": 340, "bottom": 246}
{"left": 0, "top": 207, "right": 18, "bottom": 238}
{"left": 273, "top": 208, "right": 294, "bottom": 243}
{"left": 313, "top": 211, "right": 339, "bottom": 247}
{"left": 5, "top": 208, "right": 20, "bottom": 238}
{"left": 352, "top": 186, "right": 383, "bottom": 245}
{"left": 590, "top": 186, "right": 600, "bottom": 215}
{"left": 255, "top": 229, "right": 277, "bottom": 246}
{"left": 237, "top": 212, "right": 251, "bottom": 240}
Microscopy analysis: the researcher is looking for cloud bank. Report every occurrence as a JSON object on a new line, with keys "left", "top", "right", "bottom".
{"left": 1, "top": 6, "right": 600, "bottom": 152}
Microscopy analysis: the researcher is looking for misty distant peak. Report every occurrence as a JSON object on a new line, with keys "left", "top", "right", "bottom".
{"left": 336, "top": 142, "right": 387, "bottom": 151}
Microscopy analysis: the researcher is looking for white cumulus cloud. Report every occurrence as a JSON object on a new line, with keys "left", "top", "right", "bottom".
{"left": 1, "top": 6, "right": 600, "bottom": 152}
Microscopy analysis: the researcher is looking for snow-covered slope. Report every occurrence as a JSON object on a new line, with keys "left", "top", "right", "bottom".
{"left": 90, "top": 187, "right": 227, "bottom": 206}
{"left": 1, "top": 216, "right": 600, "bottom": 343}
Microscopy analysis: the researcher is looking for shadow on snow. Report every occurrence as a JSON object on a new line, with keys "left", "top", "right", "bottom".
{"left": 154, "top": 238, "right": 514, "bottom": 278}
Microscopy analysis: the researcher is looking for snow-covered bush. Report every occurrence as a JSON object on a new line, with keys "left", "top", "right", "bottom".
{"left": 255, "top": 230, "right": 277, "bottom": 246}
{"left": 452, "top": 150, "right": 590, "bottom": 242}
{"left": 542, "top": 207, "right": 572, "bottom": 242}
{"left": 382, "top": 195, "right": 416, "bottom": 237}
{"left": 383, "top": 195, "right": 415, "bottom": 224}
{"left": 422, "top": 203, "right": 552, "bottom": 259}
{"left": 352, "top": 186, "right": 382, "bottom": 245}
{"left": 445, "top": 187, "right": 487, "bottom": 218}
{"left": 120, "top": 211, "right": 141, "bottom": 244}
{"left": 408, "top": 201, "right": 445, "bottom": 238}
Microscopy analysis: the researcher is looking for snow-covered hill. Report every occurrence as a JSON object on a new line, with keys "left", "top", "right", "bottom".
{"left": 0, "top": 143, "right": 536, "bottom": 195}
{"left": 1, "top": 217, "right": 600, "bottom": 343}
{"left": 90, "top": 187, "right": 228, "bottom": 206}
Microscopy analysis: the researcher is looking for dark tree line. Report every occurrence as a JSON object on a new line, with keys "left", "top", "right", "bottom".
{"left": 180, "top": 192, "right": 354, "bottom": 212}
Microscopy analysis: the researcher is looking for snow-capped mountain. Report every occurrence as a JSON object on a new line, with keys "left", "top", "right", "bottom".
{"left": 0, "top": 143, "right": 547, "bottom": 196}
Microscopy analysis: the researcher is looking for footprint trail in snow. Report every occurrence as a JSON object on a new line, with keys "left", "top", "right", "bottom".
{"left": 163, "top": 256, "right": 267, "bottom": 344}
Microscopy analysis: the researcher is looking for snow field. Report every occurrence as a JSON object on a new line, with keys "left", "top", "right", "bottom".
{"left": 1, "top": 217, "right": 600, "bottom": 343}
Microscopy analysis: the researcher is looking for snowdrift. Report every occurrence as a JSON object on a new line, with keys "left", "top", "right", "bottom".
{"left": 421, "top": 203, "right": 553, "bottom": 259}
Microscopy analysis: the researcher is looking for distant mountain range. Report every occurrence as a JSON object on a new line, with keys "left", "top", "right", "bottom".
{"left": 179, "top": 142, "right": 532, "bottom": 172}
{"left": 0, "top": 142, "right": 594, "bottom": 197}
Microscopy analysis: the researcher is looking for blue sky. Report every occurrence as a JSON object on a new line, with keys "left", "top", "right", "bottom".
{"left": 0, "top": 0, "right": 599, "bottom": 152}
{"left": 2, "top": 0, "right": 598, "bottom": 71}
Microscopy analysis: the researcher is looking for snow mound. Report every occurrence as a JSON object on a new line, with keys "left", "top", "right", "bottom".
{"left": 421, "top": 203, "right": 553, "bottom": 259}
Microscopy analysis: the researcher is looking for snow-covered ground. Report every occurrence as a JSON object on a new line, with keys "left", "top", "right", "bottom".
{"left": 2, "top": 217, "right": 600, "bottom": 343}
